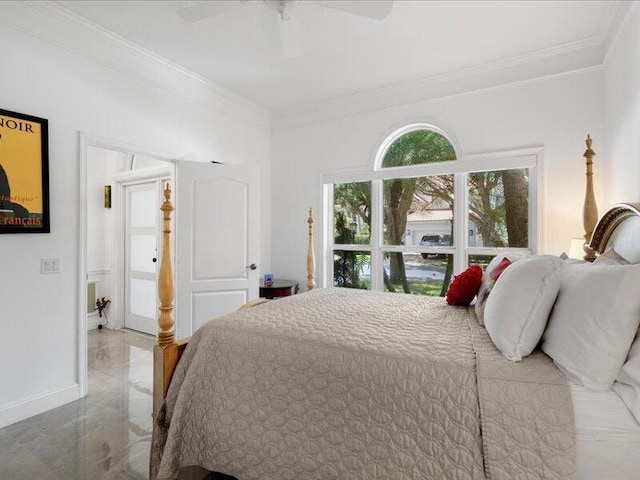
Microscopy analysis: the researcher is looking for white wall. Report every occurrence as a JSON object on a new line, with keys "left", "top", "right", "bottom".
{"left": 272, "top": 69, "right": 605, "bottom": 287}
{"left": 0, "top": 9, "right": 271, "bottom": 426}
{"left": 87, "top": 147, "right": 116, "bottom": 276}
{"left": 86, "top": 147, "right": 123, "bottom": 330}
{"left": 604, "top": 4, "right": 640, "bottom": 205}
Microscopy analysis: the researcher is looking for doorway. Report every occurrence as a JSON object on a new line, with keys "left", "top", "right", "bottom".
{"left": 85, "top": 144, "right": 172, "bottom": 336}
{"left": 79, "top": 136, "right": 261, "bottom": 399}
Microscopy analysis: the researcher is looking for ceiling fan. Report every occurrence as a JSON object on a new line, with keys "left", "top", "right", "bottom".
{"left": 176, "top": 0, "right": 394, "bottom": 58}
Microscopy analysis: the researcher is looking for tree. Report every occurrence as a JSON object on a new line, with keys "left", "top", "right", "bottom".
{"left": 502, "top": 169, "right": 528, "bottom": 247}
{"left": 381, "top": 131, "right": 456, "bottom": 292}
{"left": 469, "top": 172, "right": 505, "bottom": 248}
{"left": 385, "top": 177, "right": 415, "bottom": 290}
{"left": 334, "top": 182, "right": 371, "bottom": 235}
{"left": 333, "top": 212, "right": 364, "bottom": 288}
{"left": 468, "top": 170, "right": 528, "bottom": 248}
{"left": 333, "top": 182, "right": 373, "bottom": 288}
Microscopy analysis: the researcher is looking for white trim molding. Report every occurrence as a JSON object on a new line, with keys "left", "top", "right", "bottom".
{"left": 87, "top": 269, "right": 113, "bottom": 276}
{"left": 0, "top": 1, "right": 630, "bottom": 132}
{"left": 273, "top": 60, "right": 605, "bottom": 131}
{"left": 602, "top": 0, "right": 639, "bottom": 64}
{"left": 0, "top": 1, "right": 271, "bottom": 129}
{"left": 0, "top": 384, "right": 80, "bottom": 429}
{"left": 273, "top": 2, "right": 631, "bottom": 131}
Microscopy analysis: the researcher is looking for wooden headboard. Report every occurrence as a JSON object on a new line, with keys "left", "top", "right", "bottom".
{"left": 590, "top": 203, "right": 640, "bottom": 264}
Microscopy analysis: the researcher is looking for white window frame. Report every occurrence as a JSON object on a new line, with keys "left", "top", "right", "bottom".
{"left": 320, "top": 126, "right": 543, "bottom": 291}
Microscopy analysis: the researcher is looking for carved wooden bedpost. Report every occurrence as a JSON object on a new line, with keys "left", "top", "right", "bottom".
{"left": 582, "top": 135, "right": 598, "bottom": 261}
{"left": 307, "top": 208, "right": 316, "bottom": 291}
{"left": 158, "top": 183, "right": 175, "bottom": 346}
{"left": 153, "top": 183, "right": 187, "bottom": 418}
{"left": 153, "top": 201, "right": 317, "bottom": 418}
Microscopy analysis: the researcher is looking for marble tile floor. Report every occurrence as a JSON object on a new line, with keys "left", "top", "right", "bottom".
{"left": 0, "top": 328, "right": 210, "bottom": 480}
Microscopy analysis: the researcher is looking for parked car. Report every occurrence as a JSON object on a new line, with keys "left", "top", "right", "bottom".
{"left": 419, "top": 234, "right": 451, "bottom": 259}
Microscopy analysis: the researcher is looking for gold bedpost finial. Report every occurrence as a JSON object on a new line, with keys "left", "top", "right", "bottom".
{"left": 582, "top": 135, "right": 598, "bottom": 262}
{"left": 307, "top": 208, "right": 316, "bottom": 291}
{"left": 158, "top": 182, "right": 175, "bottom": 346}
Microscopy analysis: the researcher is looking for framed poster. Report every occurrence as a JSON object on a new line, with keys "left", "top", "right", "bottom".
{"left": 0, "top": 108, "right": 49, "bottom": 233}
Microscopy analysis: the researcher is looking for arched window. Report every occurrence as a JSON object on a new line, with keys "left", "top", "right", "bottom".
{"left": 380, "top": 129, "right": 456, "bottom": 168}
{"left": 324, "top": 124, "right": 538, "bottom": 296}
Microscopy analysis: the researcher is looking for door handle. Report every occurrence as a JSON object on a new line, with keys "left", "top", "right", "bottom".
{"left": 246, "top": 263, "right": 257, "bottom": 270}
{"left": 152, "top": 257, "right": 157, "bottom": 263}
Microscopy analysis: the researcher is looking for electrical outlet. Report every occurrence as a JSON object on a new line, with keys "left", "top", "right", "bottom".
{"left": 41, "top": 258, "right": 61, "bottom": 274}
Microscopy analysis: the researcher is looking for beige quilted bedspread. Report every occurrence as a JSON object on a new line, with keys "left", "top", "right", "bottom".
{"left": 151, "top": 288, "right": 574, "bottom": 480}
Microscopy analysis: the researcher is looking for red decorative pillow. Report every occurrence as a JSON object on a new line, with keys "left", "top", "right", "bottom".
{"left": 446, "top": 265, "right": 483, "bottom": 306}
{"left": 490, "top": 257, "right": 512, "bottom": 281}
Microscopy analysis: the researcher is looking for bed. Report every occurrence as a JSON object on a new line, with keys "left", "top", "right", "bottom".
{"left": 571, "top": 202, "right": 640, "bottom": 480}
{"left": 149, "top": 140, "right": 640, "bottom": 480}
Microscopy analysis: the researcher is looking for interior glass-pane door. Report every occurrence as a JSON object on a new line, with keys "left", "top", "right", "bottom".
{"left": 125, "top": 183, "right": 159, "bottom": 335}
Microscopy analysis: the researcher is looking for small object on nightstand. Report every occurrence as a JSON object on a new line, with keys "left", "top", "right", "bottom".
{"left": 264, "top": 273, "right": 273, "bottom": 286}
{"left": 260, "top": 279, "right": 299, "bottom": 299}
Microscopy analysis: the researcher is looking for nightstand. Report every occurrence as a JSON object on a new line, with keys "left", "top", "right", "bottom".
{"left": 259, "top": 279, "right": 299, "bottom": 299}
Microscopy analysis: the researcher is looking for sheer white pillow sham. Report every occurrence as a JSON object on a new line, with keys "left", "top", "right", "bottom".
{"left": 541, "top": 263, "right": 640, "bottom": 390}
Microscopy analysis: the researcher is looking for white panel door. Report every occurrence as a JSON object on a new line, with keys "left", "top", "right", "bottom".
{"left": 176, "top": 162, "right": 260, "bottom": 338}
{"left": 125, "top": 182, "right": 160, "bottom": 335}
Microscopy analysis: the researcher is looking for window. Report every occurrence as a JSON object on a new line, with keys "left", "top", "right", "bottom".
{"left": 323, "top": 124, "right": 538, "bottom": 296}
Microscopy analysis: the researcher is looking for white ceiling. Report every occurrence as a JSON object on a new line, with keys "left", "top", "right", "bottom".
{"left": 56, "top": 0, "right": 616, "bottom": 112}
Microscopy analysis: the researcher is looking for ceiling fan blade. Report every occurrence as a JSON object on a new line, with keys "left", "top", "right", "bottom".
{"left": 176, "top": 1, "right": 236, "bottom": 23}
{"left": 313, "top": 0, "right": 393, "bottom": 20}
{"left": 277, "top": 17, "right": 303, "bottom": 58}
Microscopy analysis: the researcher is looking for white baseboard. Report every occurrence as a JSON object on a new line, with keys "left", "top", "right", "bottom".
{"left": 87, "top": 314, "right": 101, "bottom": 330}
{"left": 87, "top": 314, "right": 115, "bottom": 330}
{"left": 0, "top": 384, "right": 82, "bottom": 429}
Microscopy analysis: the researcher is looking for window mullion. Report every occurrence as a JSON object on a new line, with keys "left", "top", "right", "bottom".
{"left": 370, "top": 179, "right": 383, "bottom": 291}
{"left": 453, "top": 172, "right": 467, "bottom": 274}
{"left": 530, "top": 164, "right": 540, "bottom": 253}
{"left": 323, "top": 183, "right": 334, "bottom": 288}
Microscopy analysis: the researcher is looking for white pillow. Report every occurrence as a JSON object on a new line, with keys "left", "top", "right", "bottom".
{"left": 593, "top": 247, "right": 630, "bottom": 265}
{"left": 484, "top": 251, "right": 531, "bottom": 276}
{"left": 484, "top": 255, "right": 564, "bottom": 361}
{"left": 562, "top": 257, "right": 588, "bottom": 265}
{"left": 475, "top": 251, "right": 530, "bottom": 325}
{"left": 613, "top": 330, "right": 640, "bottom": 423}
{"left": 542, "top": 263, "right": 640, "bottom": 390}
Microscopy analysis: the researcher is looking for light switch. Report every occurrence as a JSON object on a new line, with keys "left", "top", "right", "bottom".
{"left": 41, "top": 258, "right": 61, "bottom": 274}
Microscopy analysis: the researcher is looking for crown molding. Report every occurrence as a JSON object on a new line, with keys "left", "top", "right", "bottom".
{"left": 596, "top": 1, "right": 624, "bottom": 43}
{"left": 0, "top": 1, "right": 631, "bottom": 132}
{"left": 0, "top": 1, "right": 271, "bottom": 129}
{"left": 602, "top": 0, "right": 639, "bottom": 63}
{"left": 273, "top": 1, "right": 632, "bottom": 131}
{"left": 272, "top": 38, "right": 604, "bottom": 131}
